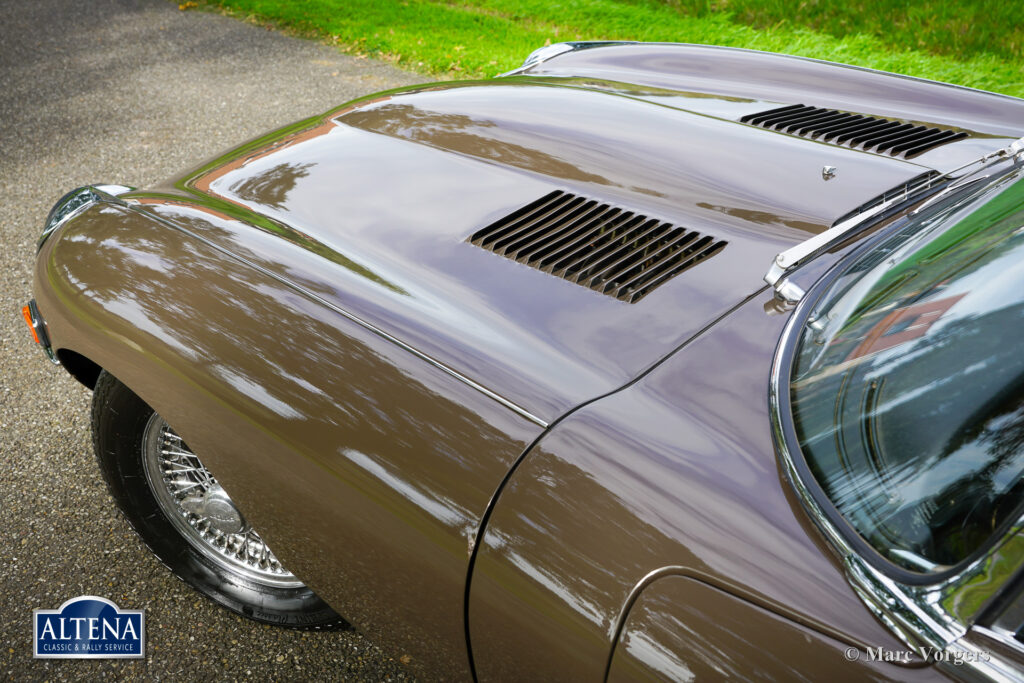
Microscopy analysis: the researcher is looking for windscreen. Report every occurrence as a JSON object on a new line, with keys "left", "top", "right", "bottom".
{"left": 790, "top": 170, "right": 1024, "bottom": 573}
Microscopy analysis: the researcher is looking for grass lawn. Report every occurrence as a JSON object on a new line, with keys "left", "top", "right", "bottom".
{"left": 198, "top": 0, "right": 1024, "bottom": 97}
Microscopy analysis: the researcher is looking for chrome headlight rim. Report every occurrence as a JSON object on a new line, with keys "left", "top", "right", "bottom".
{"left": 38, "top": 184, "right": 135, "bottom": 253}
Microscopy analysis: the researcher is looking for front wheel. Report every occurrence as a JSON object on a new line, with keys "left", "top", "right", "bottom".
{"left": 91, "top": 370, "right": 346, "bottom": 630}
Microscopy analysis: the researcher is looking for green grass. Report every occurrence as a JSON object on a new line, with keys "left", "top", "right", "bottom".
{"left": 651, "top": 0, "right": 1023, "bottom": 64}
{"left": 199, "top": 0, "right": 1024, "bottom": 97}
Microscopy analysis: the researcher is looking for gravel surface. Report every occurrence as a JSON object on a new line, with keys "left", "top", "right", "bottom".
{"left": 0, "top": 1, "right": 425, "bottom": 679}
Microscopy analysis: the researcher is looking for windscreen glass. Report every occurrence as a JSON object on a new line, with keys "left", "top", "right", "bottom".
{"left": 790, "top": 171, "right": 1024, "bottom": 573}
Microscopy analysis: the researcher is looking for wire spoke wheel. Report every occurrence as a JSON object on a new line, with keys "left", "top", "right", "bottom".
{"left": 92, "top": 371, "right": 344, "bottom": 628}
{"left": 141, "top": 413, "right": 302, "bottom": 588}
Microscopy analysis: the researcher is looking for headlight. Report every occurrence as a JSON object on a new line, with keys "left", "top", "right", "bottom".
{"left": 38, "top": 184, "right": 134, "bottom": 252}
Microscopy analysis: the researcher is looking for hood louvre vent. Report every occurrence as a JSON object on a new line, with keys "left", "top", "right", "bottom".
{"left": 740, "top": 104, "right": 968, "bottom": 159}
{"left": 470, "top": 191, "right": 726, "bottom": 303}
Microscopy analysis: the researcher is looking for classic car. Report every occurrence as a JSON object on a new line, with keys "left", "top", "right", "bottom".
{"left": 22, "top": 41, "right": 1024, "bottom": 680}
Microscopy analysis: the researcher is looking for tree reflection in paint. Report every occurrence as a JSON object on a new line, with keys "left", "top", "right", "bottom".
{"left": 229, "top": 161, "right": 314, "bottom": 210}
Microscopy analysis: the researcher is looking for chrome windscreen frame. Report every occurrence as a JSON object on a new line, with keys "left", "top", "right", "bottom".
{"left": 768, "top": 220, "right": 1024, "bottom": 679}
{"left": 766, "top": 137, "right": 1024, "bottom": 304}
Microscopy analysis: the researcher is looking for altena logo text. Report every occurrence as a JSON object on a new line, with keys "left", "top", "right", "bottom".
{"left": 33, "top": 595, "right": 145, "bottom": 659}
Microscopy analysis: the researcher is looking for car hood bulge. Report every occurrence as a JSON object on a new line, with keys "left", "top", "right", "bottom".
{"left": 141, "top": 77, "right": 953, "bottom": 423}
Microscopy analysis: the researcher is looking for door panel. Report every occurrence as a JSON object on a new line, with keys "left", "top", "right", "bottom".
{"left": 609, "top": 575, "right": 932, "bottom": 682}
{"left": 467, "top": 294, "right": 914, "bottom": 680}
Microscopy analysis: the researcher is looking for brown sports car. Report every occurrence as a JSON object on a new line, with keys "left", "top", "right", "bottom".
{"left": 23, "top": 42, "right": 1024, "bottom": 680}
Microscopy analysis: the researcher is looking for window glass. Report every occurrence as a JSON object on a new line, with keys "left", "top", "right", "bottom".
{"left": 790, "top": 172, "right": 1024, "bottom": 573}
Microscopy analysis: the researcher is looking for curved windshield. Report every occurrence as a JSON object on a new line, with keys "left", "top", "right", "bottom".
{"left": 790, "top": 169, "right": 1024, "bottom": 574}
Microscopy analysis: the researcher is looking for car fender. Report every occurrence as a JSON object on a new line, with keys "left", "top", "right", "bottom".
{"left": 34, "top": 202, "right": 541, "bottom": 677}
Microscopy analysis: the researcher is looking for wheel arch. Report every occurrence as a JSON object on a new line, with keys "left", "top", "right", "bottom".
{"left": 55, "top": 348, "right": 103, "bottom": 390}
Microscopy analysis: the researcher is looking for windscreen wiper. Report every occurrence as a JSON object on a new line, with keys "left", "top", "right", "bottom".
{"left": 766, "top": 137, "right": 1024, "bottom": 303}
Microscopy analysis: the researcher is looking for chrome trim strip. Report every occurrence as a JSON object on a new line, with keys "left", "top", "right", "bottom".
{"left": 940, "top": 638, "right": 1021, "bottom": 683}
{"left": 93, "top": 184, "right": 135, "bottom": 197}
{"left": 771, "top": 290, "right": 960, "bottom": 652}
{"left": 38, "top": 184, "right": 135, "bottom": 252}
{"left": 122, "top": 204, "right": 551, "bottom": 429}
{"left": 769, "top": 237, "right": 1024, "bottom": 678}
{"left": 26, "top": 299, "right": 59, "bottom": 366}
{"left": 520, "top": 42, "right": 577, "bottom": 69}
{"left": 500, "top": 41, "right": 638, "bottom": 77}
{"left": 765, "top": 137, "right": 1024, "bottom": 300}
{"left": 973, "top": 626, "right": 1021, "bottom": 653}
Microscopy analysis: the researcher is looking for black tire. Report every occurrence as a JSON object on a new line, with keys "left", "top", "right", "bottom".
{"left": 91, "top": 370, "right": 347, "bottom": 630}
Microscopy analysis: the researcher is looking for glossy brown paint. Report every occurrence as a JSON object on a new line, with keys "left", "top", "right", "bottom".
{"left": 129, "top": 75, "right": 965, "bottom": 425}
{"left": 468, "top": 292, "right": 917, "bottom": 680}
{"left": 35, "top": 204, "right": 540, "bottom": 677}
{"left": 606, "top": 576, "right": 934, "bottom": 681}
{"left": 30, "top": 43, "right": 1024, "bottom": 679}
{"left": 522, "top": 44, "right": 1024, "bottom": 146}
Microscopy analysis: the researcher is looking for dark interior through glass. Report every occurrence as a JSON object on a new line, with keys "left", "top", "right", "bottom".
{"left": 790, "top": 170, "right": 1024, "bottom": 573}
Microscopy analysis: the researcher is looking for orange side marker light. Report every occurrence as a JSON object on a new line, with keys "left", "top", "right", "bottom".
{"left": 21, "top": 305, "right": 41, "bottom": 345}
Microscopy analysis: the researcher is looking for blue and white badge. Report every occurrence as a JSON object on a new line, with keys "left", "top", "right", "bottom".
{"left": 34, "top": 596, "right": 145, "bottom": 659}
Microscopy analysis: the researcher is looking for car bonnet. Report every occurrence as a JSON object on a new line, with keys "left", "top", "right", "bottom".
{"left": 136, "top": 77, "right": 1007, "bottom": 423}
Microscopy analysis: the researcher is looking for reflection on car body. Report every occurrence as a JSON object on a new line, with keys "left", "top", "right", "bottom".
{"left": 23, "top": 41, "right": 1024, "bottom": 680}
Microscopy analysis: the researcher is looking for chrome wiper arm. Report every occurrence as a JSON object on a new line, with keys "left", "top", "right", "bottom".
{"left": 765, "top": 137, "right": 1024, "bottom": 302}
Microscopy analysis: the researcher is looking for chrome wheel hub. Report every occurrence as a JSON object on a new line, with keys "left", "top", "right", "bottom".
{"left": 179, "top": 486, "right": 247, "bottom": 535}
{"left": 141, "top": 414, "right": 302, "bottom": 588}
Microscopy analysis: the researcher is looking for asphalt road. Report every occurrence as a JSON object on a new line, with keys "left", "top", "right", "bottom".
{"left": 0, "top": 1, "right": 426, "bottom": 679}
